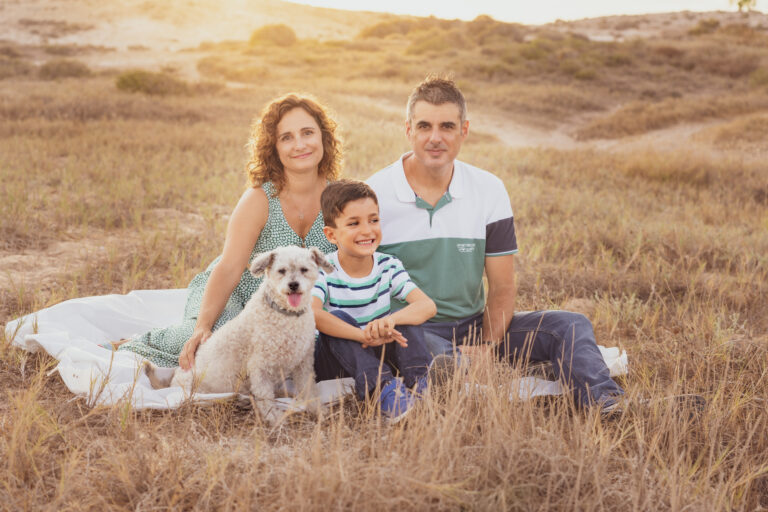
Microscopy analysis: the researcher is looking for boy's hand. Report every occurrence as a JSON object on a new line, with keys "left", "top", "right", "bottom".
{"left": 365, "top": 316, "right": 396, "bottom": 340}
{"left": 362, "top": 318, "right": 408, "bottom": 348}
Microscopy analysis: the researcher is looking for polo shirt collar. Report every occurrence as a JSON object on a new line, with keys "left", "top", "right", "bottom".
{"left": 393, "top": 152, "right": 466, "bottom": 203}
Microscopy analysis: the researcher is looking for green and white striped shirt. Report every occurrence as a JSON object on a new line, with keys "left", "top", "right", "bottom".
{"left": 312, "top": 251, "right": 417, "bottom": 326}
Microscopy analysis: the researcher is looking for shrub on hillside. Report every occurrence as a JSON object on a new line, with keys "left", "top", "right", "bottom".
{"left": 603, "top": 52, "right": 632, "bottom": 67}
{"left": 38, "top": 59, "right": 91, "bottom": 80}
{"left": 467, "top": 15, "right": 525, "bottom": 44}
{"left": 700, "top": 52, "right": 759, "bottom": 78}
{"left": 0, "top": 46, "right": 22, "bottom": 58}
{"left": 249, "top": 24, "right": 297, "bottom": 46}
{"left": 359, "top": 17, "right": 459, "bottom": 40}
{"left": 359, "top": 19, "right": 413, "bottom": 38}
{"left": 688, "top": 18, "right": 720, "bottom": 36}
{"left": 0, "top": 57, "right": 33, "bottom": 80}
{"left": 405, "top": 29, "right": 468, "bottom": 55}
{"left": 197, "top": 56, "right": 269, "bottom": 83}
{"left": 519, "top": 39, "right": 554, "bottom": 60}
{"left": 750, "top": 68, "right": 768, "bottom": 88}
{"left": 115, "top": 70, "right": 189, "bottom": 95}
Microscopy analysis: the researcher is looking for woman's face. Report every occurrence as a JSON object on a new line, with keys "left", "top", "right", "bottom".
{"left": 275, "top": 107, "right": 324, "bottom": 176}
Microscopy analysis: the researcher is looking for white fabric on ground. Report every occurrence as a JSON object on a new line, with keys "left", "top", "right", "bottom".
{"left": 5, "top": 289, "right": 629, "bottom": 410}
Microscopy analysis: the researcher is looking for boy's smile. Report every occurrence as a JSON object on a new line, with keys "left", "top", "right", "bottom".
{"left": 323, "top": 197, "right": 381, "bottom": 275}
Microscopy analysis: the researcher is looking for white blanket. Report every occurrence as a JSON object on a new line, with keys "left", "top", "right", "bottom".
{"left": 5, "top": 290, "right": 629, "bottom": 410}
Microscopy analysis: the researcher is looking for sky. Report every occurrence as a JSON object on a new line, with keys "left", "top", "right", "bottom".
{"left": 289, "top": 0, "right": 759, "bottom": 25}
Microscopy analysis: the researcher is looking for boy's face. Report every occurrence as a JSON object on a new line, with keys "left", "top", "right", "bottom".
{"left": 323, "top": 197, "right": 381, "bottom": 259}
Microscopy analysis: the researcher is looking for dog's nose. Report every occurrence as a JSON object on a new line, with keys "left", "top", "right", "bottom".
{"left": 288, "top": 281, "right": 300, "bottom": 292}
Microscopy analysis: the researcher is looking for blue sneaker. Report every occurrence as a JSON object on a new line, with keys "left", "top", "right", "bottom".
{"left": 379, "top": 378, "right": 416, "bottom": 424}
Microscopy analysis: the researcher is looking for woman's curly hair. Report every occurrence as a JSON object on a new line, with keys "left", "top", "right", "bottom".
{"left": 246, "top": 94, "right": 342, "bottom": 193}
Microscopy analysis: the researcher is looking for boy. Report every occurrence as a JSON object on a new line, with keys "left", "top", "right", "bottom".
{"left": 312, "top": 179, "right": 438, "bottom": 422}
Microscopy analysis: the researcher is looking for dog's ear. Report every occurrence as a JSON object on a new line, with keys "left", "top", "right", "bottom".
{"left": 250, "top": 250, "right": 276, "bottom": 277}
{"left": 310, "top": 247, "right": 334, "bottom": 273}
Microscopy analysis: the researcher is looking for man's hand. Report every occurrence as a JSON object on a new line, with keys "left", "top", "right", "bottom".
{"left": 178, "top": 327, "right": 212, "bottom": 370}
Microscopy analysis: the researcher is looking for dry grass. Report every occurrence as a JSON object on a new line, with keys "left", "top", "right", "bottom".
{"left": 575, "top": 94, "right": 768, "bottom": 140}
{"left": 696, "top": 113, "right": 768, "bottom": 151}
{"left": 2, "top": 9, "right": 768, "bottom": 511}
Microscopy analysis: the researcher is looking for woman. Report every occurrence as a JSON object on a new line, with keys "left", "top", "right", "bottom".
{"left": 115, "top": 94, "right": 341, "bottom": 369}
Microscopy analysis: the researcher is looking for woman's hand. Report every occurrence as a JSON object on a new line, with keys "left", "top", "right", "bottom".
{"left": 179, "top": 328, "right": 212, "bottom": 370}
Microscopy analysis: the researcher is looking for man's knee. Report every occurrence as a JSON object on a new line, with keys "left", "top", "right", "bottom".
{"left": 543, "top": 311, "right": 594, "bottom": 340}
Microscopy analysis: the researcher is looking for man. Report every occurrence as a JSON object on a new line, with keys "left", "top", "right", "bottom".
{"left": 366, "top": 76, "right": 624, "bottom": 412}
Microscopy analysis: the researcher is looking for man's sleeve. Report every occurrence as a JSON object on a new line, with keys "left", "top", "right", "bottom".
{"left": 312, "top": 271, "right": 328, "bottom": 305}
{"left": 389, "top": 258, "right": 417, "bottom": 301}
{"left": 485, "top": 181, "right": 518, "bottom": 257}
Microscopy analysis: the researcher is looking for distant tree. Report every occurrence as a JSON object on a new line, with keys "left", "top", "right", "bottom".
{"left": 730, "top": 0, "right": 757, "bottom": 12}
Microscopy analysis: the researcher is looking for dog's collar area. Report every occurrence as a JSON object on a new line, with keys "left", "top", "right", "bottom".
{"left": 264, "top": 292, "right": 306, "bottom": 317}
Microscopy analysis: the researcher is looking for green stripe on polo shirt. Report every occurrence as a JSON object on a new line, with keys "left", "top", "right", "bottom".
{"left": 380, "top": 237, "right": 486, "bottom": 322}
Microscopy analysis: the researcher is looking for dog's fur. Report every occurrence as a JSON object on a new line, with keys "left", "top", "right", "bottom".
{"left": 144, "top": 246, "right": 334, "bottom": 425}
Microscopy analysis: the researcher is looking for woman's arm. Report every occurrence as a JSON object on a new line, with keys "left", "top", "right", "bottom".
{"left": 178, "top": 187, "right": 268, "bottom": 369}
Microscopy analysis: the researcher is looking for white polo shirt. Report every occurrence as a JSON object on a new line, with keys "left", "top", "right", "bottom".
{"left": 366, "top": 153, "right": 517, "bottom": 322}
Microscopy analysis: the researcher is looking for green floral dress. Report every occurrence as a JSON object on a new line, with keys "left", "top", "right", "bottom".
{"left": 119, "top": 182, "right": 335, "bottom": 367}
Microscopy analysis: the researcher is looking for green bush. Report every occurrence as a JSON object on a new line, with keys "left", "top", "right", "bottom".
{"left": 249, "top": 24, "right": 297, "bottom": 46}
{"left": 115, "top": 70, "right": 189, "bottom": 95}
{"left": 38, "top": 59, "right": 91, "bottom": 80}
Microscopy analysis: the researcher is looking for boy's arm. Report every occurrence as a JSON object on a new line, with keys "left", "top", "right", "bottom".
{"left": 390, "top": 288, "right": 437, "bottom": 326}
{"left": 312, "top": 297, "right": 367, "bottom": 344}
{"left": 365, "top": 288, "right": 436, "bottom": 342}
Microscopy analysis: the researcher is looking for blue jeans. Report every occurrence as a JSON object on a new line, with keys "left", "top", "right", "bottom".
{"left": 314, "top": 311, "right": 432, "bottom": 401}
{"left": 423, "top": 310, "right": 624, "bottom": 408}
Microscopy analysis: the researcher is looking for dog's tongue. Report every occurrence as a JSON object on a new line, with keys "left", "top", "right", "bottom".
{"left": 288, "top": 293, "right": 302, "bottom": 308}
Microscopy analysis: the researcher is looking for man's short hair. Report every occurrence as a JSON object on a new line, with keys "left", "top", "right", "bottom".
{"left": 406, "top": 75, "right": 467, "bottom": 124}
{"left": 321, "top": 179, "right": 379, "bottom": 227}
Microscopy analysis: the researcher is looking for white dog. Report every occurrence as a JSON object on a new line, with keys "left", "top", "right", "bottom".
{"left": 144, "top": 245, "right": 334, "bottom": 425}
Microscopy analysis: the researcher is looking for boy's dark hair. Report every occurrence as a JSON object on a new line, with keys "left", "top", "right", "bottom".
{"left": 321, "top": 179, "right": 378, "bottom": 227}
{"left": 407, "top": 74, "right": 467, "bottom": 124}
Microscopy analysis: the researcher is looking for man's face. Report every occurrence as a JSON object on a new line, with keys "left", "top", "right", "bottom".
{"left": 406, "top": 101, "right": 468, "bottom": 175}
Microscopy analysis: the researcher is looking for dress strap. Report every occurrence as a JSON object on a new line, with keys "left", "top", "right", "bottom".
{"left": 262, "top": 181, "right": 277, "bottom": 200}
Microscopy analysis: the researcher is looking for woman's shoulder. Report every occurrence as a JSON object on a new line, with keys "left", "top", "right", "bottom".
{"left": 230, "top": 186, "right": 269, "bottom": 229}
{"left": 239, "top": 185, "right": 269, "bottom": 208}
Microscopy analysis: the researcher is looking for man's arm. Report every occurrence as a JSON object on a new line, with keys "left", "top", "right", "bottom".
{"left": 482, "top": 254, "right": 516, "bottom": 344}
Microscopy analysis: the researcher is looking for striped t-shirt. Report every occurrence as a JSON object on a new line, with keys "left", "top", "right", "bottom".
{"left": 312, "top": 251, "right": 417, "bottom": 326}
